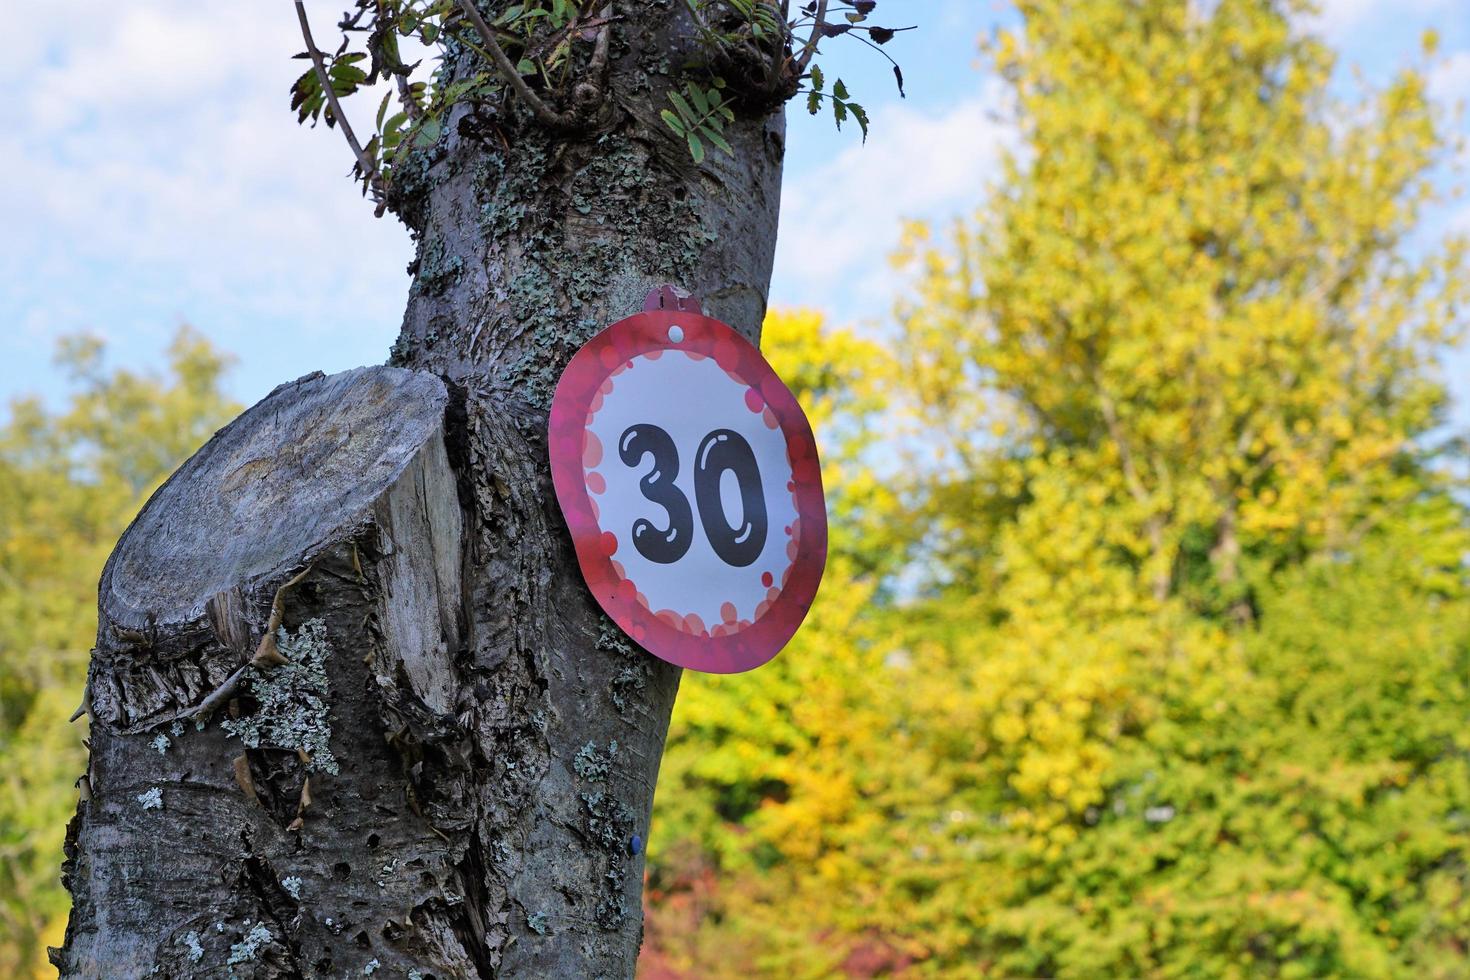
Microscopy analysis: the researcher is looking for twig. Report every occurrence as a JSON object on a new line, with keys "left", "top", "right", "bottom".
{"left": 396, "top": 70, "right": 424, "bottom": 121}
{"left": 295, "top": 0, "right": 388, "bottom": 213}
{"left": 851, "top": 30, "right": 912, "bottom": 95}
{"left": 589, "top": 4, "right": 614, "bottom": 79}
{"left": 454, "top": 0, "right": 581, "bottom": 130}
{"left": 792, "top": 0, "right": 828, "bottom": 76}
{"left": 185, "top": 664, "right": 252, "bottom": 723}
{"left": 158, "top": 562, "right": 316, "bottom": 728}
{"left": 69, "top": 679, "right": 91, "bottom": 724}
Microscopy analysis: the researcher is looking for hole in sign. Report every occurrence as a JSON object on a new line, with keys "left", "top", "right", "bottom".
{"left": 667, "top": 325, "right": 684, "bottom": 343}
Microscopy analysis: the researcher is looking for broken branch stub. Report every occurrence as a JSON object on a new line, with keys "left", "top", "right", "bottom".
{"left": 58, "top": 366, "right": 491, "bottom": 977}
{"left": 102, "top": 366, "right": 451, "bottom": 631}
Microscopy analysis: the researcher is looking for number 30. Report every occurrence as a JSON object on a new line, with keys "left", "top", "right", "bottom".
{"left": 618, "top": 424, "right": 768, "bottom": 567}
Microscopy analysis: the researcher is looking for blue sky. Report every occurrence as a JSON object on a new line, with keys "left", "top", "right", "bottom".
{"left": 5, "top": 0, "right": 1469, "bottom": 426}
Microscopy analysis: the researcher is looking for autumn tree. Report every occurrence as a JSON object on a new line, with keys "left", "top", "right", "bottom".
{"left": 643, "top": 1, "right": 1470, "bottom": 975}
{"left": 899, "top": 0, "right": 1464, "bottom": 615}
{"left": 49, "top": 2, "right": 918, "bottom": 977}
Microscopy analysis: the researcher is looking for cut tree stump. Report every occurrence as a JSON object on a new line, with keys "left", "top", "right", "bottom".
{"left": 57, "top": 365, "right": 679, "bottom": 978}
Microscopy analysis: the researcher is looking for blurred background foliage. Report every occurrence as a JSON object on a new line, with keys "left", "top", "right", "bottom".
{"left": 641, "top": 0, "right": 1470, "bottom": 977}
{"left": 0, "top": 332, "right": 237, "bottom": 977}
{"left": 3, "top": 0, "right": 1469, "bottom": 976}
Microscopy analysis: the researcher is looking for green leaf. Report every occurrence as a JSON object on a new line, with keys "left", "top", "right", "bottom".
{"left": 414, "top": 115, "right": 442, "bottom": 148}
{"left": 810, "top": 64, "right": 824, "bottom": 93}
{"left": 687, "top": 82, "right": 710, "bottom": 115}
{"left": 668, "top": 90, "right": 696, "bottom": 123}
{"left": 833, "top": 77, "right": 850, "bottom": 100}
{"left": 331, "top": 64, "right": 368, "bottom": 86}
{"left": 833, "top": 97, "right": 848, "bottom": 130}
{"left": 687, "top": 132, "right": 706, "bottom": 164}
{"left": 661, "top": 109, "right": 686, "bottom": 135}
{"left": 849, "top": 101, "right": 869, "bottom": 142}
{"left": 441, "top": 78, "right": 481, "bottom": 103}
{"left": 700, "top": 125, "right": 734, "bottom": 156}
{"left": 376, "top": 90, "right": 392, "bottom": 129}
{"left": 807, "top": 88, "right": 822, "bottom": 115}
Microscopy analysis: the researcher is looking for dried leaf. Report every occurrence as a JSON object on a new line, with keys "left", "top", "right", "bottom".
{"left": 252, "top": 631, "right": 288, "bottom": 668}
{"left": 234, "top": 755, "right": 260, "bottom": 804}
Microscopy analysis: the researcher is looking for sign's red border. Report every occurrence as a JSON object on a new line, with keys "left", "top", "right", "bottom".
{"left": 548, "top": 310, "right": 827, "bottom": 673}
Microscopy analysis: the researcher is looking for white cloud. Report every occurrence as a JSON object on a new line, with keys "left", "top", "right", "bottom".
{"left": 5, "top": 2, "right": 412, "bottom": 405}
{"left": 772, "top": 83, "right": 1016, "bottom": 320}
{"left": 1307, "top": 0, "right": 1382, "bottom": 39}
{"left": 1430, "top": 49, "right": 1470, "bottom": 106}
{"left": 1301, "top": 0, "right": 1460, "bottom": 42}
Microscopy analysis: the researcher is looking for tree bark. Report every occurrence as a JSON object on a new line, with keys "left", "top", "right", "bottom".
{"left": 56, "top": 3, "right": 785, "bottom": 976}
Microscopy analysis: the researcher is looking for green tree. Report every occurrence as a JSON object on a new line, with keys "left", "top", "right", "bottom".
{"left": 0, "top": 329, "right": 235, "bottom": 977}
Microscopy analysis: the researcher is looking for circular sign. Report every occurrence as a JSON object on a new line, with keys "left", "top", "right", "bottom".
{"left": 548, "top": 308, "right": 827, "bottom": 673}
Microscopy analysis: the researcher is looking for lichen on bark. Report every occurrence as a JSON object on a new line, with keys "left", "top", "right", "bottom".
{"left": 222, "top": 619, "right": 339, "bottom": 775}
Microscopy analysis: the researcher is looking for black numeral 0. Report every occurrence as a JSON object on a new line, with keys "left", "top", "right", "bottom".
{"left": 618, "top": 425, "right": 769, "bottom": 568}
{"left": 619, "top": 424, "right": 694, "bottom": 564}
{"left": 694, "top": 429, "right": 768, "bottom": 567}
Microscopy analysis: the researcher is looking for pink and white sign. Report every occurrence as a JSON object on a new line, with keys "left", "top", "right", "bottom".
{"left": 548, "top": 301, "right": 827, "bottom": 673}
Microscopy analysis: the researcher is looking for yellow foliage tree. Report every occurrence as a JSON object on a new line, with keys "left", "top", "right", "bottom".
{"left": 645, "top": 1, "right": 1470, "bottom": 976}
{"left": 900, "top": 0, "right": 1463, "bottom": 613}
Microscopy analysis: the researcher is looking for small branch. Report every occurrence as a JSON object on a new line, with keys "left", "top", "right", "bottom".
{"left": 792, "top": 0, "right": 828, "bottom": 76}
{"left": 183, "top": 664, "right": 252, "bottom": 724}
{"left": 589, "top": 4, "right": 614, "bottom": 79}
{"left": 453, "top": 0, "right": 581, "bottom": 130}
{"left": 396, "top": 70, "right": 424, "bottom": 121}
{"left": 69, "top": 679, "right": 92, "bottom": 724}
{"left": 155, "top": 562, "right": 316, "bottom": 729}
{"left": 852, "top": 29, "right": 910, "bottom": 73}
{"left": 294, "top": 0, "right": 387, "bottom": 213}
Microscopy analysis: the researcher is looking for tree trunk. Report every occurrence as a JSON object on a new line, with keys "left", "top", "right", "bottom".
{"left": 55, "top": 4, "right": 786, "bottom": 975}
